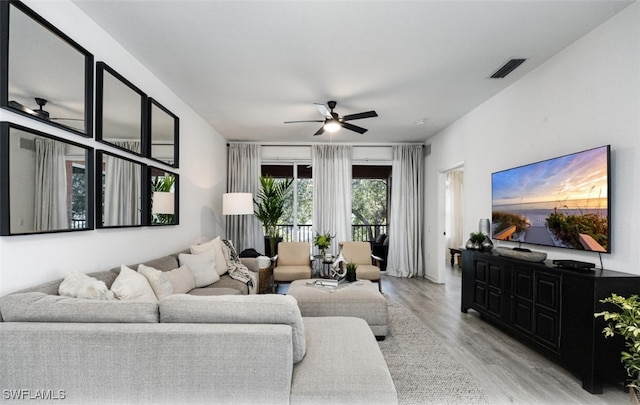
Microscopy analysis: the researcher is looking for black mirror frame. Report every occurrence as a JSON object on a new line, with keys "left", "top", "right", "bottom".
{"left": 96, "top": 150, "right": 148, "bottom": 229}
{"left": 0, "top": 122, "right": 95, "bottom": 236}
{"left": 147, "top": 98, "right": 179, "bottom": 168}
{"left": 0, "top": 0, "right": 94, "bottom": 138}
{"left": 148, "top": 166, "right": 179, "bottom": 227}
{"left": 96, "top": 61, "right": 147, "bottom": 157}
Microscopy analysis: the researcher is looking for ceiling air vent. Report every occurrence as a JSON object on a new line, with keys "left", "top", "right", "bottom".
{"left": 490, "top": 58, "right": 526, "bottom": 79}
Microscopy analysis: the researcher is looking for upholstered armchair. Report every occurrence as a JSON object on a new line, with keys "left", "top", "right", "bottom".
{"left": 272, "top": 242, "right": 312, "bottom": 292}
{"left": 339, "top": 241, "right": 383, "bottom": 292}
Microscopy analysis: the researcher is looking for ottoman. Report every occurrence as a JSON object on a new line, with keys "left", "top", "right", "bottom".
{"left": 287, "top": 279, "right": 388, "bottom": 338}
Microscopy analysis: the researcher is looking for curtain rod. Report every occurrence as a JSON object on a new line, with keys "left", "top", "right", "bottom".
{"left": 227, "top": 142, "right": 425, "bottom": 147}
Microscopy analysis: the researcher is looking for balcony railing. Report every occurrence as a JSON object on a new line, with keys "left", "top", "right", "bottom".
{"left": 274, "top": 224, "right": 387, "bottom": 243}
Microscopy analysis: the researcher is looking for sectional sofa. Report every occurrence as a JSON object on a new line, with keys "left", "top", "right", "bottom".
{"left": 0, "top": 248, "right": 397, "bottom": 404}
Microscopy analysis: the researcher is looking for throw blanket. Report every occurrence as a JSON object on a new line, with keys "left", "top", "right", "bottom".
{"left": 221, "top": 240, "right": 257, "bottom": 294}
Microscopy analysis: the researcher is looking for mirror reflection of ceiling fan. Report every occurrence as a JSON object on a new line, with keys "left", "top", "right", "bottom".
{"left": 285, "top": 100, "right": 378, "bottom": 136}
{"left": 8, "top": 97, "right": 83, "bottom": 121}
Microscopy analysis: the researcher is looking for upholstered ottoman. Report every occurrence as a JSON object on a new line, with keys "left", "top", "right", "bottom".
{"left": 287, "top": 279, "right": 388, "bottom": 338}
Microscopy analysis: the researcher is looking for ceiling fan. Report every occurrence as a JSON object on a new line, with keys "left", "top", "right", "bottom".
{"left": 8, "top": 97, "right": 83, "bottom": 122}
{"left": 285, "top": 100, "right": 378, "bottom": 136}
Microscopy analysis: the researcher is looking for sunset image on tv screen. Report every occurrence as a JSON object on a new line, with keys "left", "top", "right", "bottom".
{"left": 491, "top": 145, "right": 609, "bottom": 252}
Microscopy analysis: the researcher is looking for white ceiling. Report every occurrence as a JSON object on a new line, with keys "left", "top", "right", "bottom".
{"left": 73, "top": 0, "right": 632, "bottom": 144}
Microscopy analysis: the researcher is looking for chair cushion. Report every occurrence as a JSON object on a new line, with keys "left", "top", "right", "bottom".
{"left": 355, "top": 264, "right": 380, "bottom": 281}
{"left": 274, "top": 265, "right": 312, "bottom": 282}
{"left": 278, "top": 242, "right": 311, "bottom": 266}
{"left": 341, "top": 242, "right": 373, "bottom": 265}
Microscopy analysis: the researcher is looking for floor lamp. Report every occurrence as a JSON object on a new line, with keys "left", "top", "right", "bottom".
{"left": 223, "top": 193, "right": 254, "bottom": 251}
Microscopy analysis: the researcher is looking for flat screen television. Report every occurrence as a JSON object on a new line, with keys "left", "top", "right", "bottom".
{"left": 491, "top": 145, "right": 610, "bottom": 252}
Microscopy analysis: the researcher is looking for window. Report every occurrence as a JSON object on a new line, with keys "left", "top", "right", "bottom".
{"left": 352, "top": 165, "right": 391, "bottom": 242}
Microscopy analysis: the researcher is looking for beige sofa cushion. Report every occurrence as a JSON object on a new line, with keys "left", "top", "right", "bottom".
{"left": 0, "top": 292, "right": 159, "bottom": 323}
{"left": 160, "top": 294, "right": 306, "bottom": 362}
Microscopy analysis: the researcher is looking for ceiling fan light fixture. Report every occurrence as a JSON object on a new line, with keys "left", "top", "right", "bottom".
{"left": 324, "top": 119, "right": 341, "bottom": 133}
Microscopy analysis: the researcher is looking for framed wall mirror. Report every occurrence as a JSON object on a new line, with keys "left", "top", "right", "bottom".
{"left": 149, "top": 166, "right": 179, "bottom": 226}
{"left": 96, "top": 150, "right": 146, "bottom": 228}
{"left": 0, "top": 0, "right": 93, "bottom": 137}
{"left": 148, "top": 98, "right": 179, "bottom": 167}
{"left": 0, "top": 122, "right": 94, "bottom": 235}
{"left": 96, "top": 62, "right": 146, "bottom": 156}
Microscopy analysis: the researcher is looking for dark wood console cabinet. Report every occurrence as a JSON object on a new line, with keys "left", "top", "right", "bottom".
{"left": 461, "top": 249, "right": 640, "bottom": 394}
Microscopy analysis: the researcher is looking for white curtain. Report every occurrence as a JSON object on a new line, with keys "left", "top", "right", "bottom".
{"left": 226, "top": 143, "right": 263, "bottom": 253}
{"left": 34, "top": 138, "right": 68, "bottom": 231}
{"left": 312, "top": 144, "right": 352, "bottom": 256}
{"left": 104, "top": 142, "right": 140, "bottom": 226}
{"left": 387, "top": 145, "right": 425, "bottom": 278}
{"left": 446, "top": 170, "right": 464, "bottom": 250}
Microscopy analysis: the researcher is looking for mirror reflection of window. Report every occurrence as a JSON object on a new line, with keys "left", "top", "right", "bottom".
{"left": 150, "top": 167, "right": 178, "bottom": 226}
{"left": 4, "top": 1, "right": 92, "bottom": 136}
{"left": 149, "top": 99, "right": 179, "bottom": 167}
{"left": 1, "top": 124, "right": 93, "bottom": 235}
{"left": 99, "top": 151, "right": 143, "bottom": 227}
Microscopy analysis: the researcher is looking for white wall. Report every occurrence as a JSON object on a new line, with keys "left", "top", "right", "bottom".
{"left": 0, "top": 0, "right": 228, "bottom": 295}
{"left": 425, "top": 2, "right": 640, "bottom": 282}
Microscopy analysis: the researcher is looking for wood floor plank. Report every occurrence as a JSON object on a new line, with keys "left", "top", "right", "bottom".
{"left": 381, "top": 266, "right": 628, "bottom": 404}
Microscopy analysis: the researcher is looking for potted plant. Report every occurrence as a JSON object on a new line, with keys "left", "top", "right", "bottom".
{"left": 254, "top": 175, "right": 293, "bottom": 257}
{"left": 151, "top": 174, "right": 175, "bottom": 225}
{"left": 465, "top": 232, "right": 485, "bottom": 250}
{"left": 595, "top": 294, "right": 640, "bottom": 403}
{"left": 345, "top": 262, "right": 358, "bottom": 282}
{"left": 313, "top": 231, "right": 334, "bottom": 258}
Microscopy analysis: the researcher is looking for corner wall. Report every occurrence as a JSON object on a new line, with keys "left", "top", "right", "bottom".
{"left": 0, "top": 0, "right": 228, "bottom": 295}
{"left": 425, "top": 2, "right": 640, "bottom": 281}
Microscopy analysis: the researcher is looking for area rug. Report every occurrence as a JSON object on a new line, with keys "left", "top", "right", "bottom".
{"left": 378, "top": 300, "right": 490, "bottom": 404}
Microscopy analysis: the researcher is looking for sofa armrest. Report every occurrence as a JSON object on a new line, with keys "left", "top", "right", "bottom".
{"left": 240, "top": 257, "right": 260, "bottom": 272}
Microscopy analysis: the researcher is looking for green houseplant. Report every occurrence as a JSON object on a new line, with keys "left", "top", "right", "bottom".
{"left": 254, "top": 175, "right": 293, "bottom": 257}
{"left": 595, "top": 294, "right": 640, "bottom": 400}
{"left": 151, "top": 174, "right": 175, "bottom": 225}
{"left": 313, "top": 231, "right": 334, "bottom": 257}
{"left": 345, "top": 262, "right": 358, "bottom": 282}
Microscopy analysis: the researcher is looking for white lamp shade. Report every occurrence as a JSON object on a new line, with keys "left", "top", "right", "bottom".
{"left": 223, "top": 192, "right": 254, "bottom": 215}
{"left": 152, "top": 192, "right": 175, "bottom": 214}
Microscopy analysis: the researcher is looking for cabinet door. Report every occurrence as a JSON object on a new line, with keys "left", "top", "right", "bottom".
{"left": 534, "top": 272, "right": 560, "bottom": 351}
{"left": 511, "top": 267, "right": 534, "bottom": 336}
{"left": 470, "top": 256, "right": 507, "bottom": 320}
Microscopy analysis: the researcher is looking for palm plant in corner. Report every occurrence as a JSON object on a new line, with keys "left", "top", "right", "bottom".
{"left": 254, "top": 175, "right": 293, "bottom": 258}
{"left": 595, "top": 294, "right": 640, "bottom": 403}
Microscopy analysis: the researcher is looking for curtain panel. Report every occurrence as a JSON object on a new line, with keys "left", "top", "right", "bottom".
{"left": 226, "top": 143, "right": 263, "bottom": 253}
{"left": 387, "top": 145, "right": 425, "bottom": 278}
{"left": 34, "top": 138, "right": 68, "bottom": 231}
{"left": 312, "top": 144, "right": 352, "bottom": 256}
{"left": 104, "top": 141, "right": 141, "bottom": 226}
{"left": 446, "top": 170, "right": 464, "bottom": 250}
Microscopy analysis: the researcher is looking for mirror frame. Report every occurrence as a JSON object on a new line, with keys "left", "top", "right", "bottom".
{"left": 0, "top": 121, "right": 95, "bottom": 236}
{"left": 148, "top": 98, "right": 179, "bottom": 168}
{"left": 148, "top": 166, "right": 179, "bottom": 226}
{"left": 0, "top": 0, "right": 94, "bottom": 137}
{"left": 96, "top": 150, "right": 147, "bottom": 229}
{"left": 96, "top": 62, "right": 147, "bottom": 157}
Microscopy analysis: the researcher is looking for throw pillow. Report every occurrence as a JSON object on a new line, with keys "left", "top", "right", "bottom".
{"left": 178, "top": 252, "right": 220, "bottom": 287}
{"left": 165, "top": 264, "right": 196, "bottom": 294}
{"left": 111, "top": 265, "right": 158, "bottom": 302}
{"left": 190, "top": 237, "right": 227, "bottom": 276}
{"left": 58, "top": 271, "right": 115, "bottom": 300}
{"left": 138, "top": 264, "right": 173, "bottom": 300}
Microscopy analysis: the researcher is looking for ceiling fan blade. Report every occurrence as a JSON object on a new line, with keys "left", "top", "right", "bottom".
{"left": 50, "top": 117, "right": 84, "bottom": 121}
{"left": 342, "top": 122, "right": 368, "bottom": 134}
{"left": 284, "top": 120, "right": 324, "bottom": 124}
{"left": 314, "top": 103, "right": 332, "bottom": 119}
{"left": 313, "top": 126, "right": 325, "bottom": 136}
{"left": 342, "top": 110, "right": 378, "bottom": 121}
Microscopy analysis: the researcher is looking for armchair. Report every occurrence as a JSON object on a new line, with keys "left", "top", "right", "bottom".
{"left": 339, "top": 241, "right": 383, "bottom": 292}
{"left": 272, "top": 242, "right": 312, "bottom": 292}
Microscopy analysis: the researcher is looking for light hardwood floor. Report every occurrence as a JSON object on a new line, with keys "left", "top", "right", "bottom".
{"left": 381, "top": 265, "right": 628, "bottom": 405}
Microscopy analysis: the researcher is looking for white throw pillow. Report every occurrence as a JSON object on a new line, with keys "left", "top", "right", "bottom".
{"left": 138, "top": 264, "right": 173, "bottom": 300}
{"left": 178, "top": 252, "right": 220, "bottom": 287}
{"left": 58, "top": 271, "right": 115, "bottom": 300}
{"left": 111, "top": 265, "right": 158, "bottom": 302}
{"left": 190, "top": 237, "right": 227, "bottom": 276}
{"left": 165, "top": 264, "right": 196, "bottom": 294}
